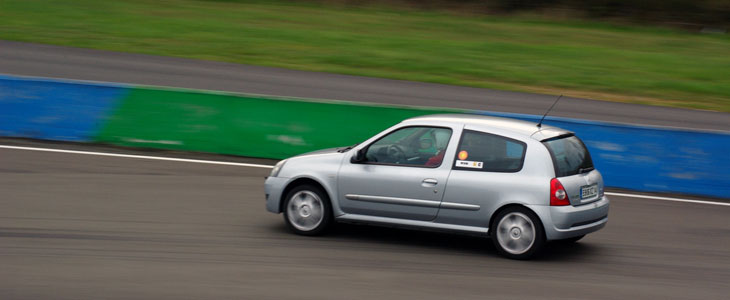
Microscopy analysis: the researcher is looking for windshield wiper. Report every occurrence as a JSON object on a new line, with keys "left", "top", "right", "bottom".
{"left": 578, "top": 167, "right": 595, "bottom": 174}
{"left": 337, "top": 143, "right": 359, "bottom": 153}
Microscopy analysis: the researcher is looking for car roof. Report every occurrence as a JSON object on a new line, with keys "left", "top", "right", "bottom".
{"left": 402, "top": 113, "right": 571, "bottom": 141}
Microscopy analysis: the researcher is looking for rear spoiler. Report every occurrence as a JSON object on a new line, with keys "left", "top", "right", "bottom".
{"left": 530, "top": 127, "right": 573, "bottom": 141}
{"left": 539, "top": 133, "right": 575, "bottom": 143}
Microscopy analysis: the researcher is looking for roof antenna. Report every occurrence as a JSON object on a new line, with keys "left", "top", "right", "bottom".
{"left": 537, "top": 94, "right": 562, "bottom": 128}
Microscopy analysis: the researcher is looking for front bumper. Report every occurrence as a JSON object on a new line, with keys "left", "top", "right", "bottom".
{"left": 264, "top": 176, "right": 289, "bottom": 213}
{"left": 530, "top": 195, "right": 610, "bottom": 240}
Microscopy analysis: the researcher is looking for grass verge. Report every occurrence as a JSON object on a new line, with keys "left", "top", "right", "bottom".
{"left": 1, "top": 0, "right": 728, "bottom": 112}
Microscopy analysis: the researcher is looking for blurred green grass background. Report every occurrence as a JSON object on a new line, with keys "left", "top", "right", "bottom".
{"left": 1, "top": 0, "right": 728, "bottom": 112}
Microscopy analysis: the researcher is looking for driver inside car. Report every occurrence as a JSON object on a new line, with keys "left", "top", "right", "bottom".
{"left": 424, "top": 137, "right": 446, "bottom": 167}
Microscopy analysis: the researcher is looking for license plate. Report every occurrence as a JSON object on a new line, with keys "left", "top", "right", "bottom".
{"left": 581, "top": 184, "right": 598, "bottom": 199}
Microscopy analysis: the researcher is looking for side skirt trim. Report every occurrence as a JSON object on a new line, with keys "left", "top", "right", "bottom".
{"left": 345, "top": 194, "right": 480, "bottom": 211}
{"left": 335, "top": 214, "right": 489, "bottom": 236}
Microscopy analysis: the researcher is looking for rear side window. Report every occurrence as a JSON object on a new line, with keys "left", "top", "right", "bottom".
{"left": 453, "top": 130, "right": 526, "bottom": 172}
{"left": 542, "top": 135, "right": 594, "bottom": 177}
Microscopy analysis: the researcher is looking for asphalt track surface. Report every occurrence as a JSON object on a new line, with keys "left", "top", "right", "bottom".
{"left": 1, "top": 141, "right": 729, "bottom": 299}
{"left": 1, "top": 40, "right": 728, "bottom": 131}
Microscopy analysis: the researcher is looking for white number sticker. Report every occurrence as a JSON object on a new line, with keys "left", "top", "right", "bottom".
{"left": 455, "top": 160, "right": 483, "bottom": 169}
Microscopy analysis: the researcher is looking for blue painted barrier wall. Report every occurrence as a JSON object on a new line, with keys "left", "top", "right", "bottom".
{"left": 0, "top": 75, "right": 125, "bottom": 141}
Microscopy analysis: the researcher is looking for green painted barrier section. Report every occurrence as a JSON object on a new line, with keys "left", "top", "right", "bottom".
{"left": 95, "top": 88, "right": 457, "bottom": 159}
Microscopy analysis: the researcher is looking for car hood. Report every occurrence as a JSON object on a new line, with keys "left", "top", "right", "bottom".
{"left": 277, "top": 147, "right": 347, "bottom": 178}
{"left": 293, "top": 147, "right": 344, "bottom": 157}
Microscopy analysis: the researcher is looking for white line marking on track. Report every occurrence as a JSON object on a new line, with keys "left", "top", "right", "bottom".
{"left": 0, "top": 145, "right": 274, "bottom": 169}
{"left": 604, "top": 192, "right": 730, "bottom": 207}
{"left": 2, "top": 144, "right": 729, "bottom": 206}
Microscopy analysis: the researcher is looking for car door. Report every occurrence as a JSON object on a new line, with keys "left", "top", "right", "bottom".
{"left": 337, "top": 125, "right": 458, "bottom": 221}
{"left": 435, "top": 128, "right": 529, "bottom": 228}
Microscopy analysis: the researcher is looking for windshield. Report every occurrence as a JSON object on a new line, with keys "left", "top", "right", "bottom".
{"left": 542, "top": 135, "right": 594, "bottom": 177}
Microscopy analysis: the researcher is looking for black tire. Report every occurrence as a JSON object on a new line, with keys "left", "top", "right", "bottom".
{"left": 490, "top": 206, "right": 546, "bottom": 260}
{"left": 282, "top": 184, "right": 332, "bottom": 236}
{"left": 556, "top": 235, "right": 585, "bottom": 244}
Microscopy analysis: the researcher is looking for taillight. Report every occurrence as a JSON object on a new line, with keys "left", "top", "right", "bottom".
{"left": 550, "top": 178, "right": 570, "bottom": 206}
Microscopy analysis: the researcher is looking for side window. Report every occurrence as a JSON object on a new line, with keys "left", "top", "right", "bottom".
{"left": 364, "top": 126, "right": 452, "bottom": 167}
{"left": 453, "top": 130, "right": 526, "bottom": 172}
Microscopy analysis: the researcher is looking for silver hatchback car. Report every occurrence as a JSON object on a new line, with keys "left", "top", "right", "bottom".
{"left": 265, "top": 114, "right": 609, "bottom": 259}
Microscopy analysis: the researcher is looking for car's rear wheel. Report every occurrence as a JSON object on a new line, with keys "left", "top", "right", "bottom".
{"left": 283, "top": 184, "right": 332, "bottom": 236}
{"left": 491, "top": 207, "right": 545, "bottom": 260}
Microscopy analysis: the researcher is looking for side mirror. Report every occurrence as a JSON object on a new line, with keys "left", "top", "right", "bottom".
{"left": 351, "top": 149, "right": 366, "bottom": 163}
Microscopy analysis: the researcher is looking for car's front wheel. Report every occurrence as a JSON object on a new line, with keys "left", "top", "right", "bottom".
{"left": 283, "top": 184, "right": 332, "bottom": 236}
{"left": 491, "top": 207, "right": 545, "bottom": 260}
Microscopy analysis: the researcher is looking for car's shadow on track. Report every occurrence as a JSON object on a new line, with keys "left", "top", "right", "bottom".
{"left": 270, "top": 222, "right": 600, "bottom": 261}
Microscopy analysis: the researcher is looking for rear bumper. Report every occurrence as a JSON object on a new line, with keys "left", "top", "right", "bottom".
{"left": 529, "top": 195, "right": 610, "bottom": 240}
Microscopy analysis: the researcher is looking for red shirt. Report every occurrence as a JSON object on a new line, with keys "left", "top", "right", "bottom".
{"left": 425, "top": 151, "right": 445, "bottom": 167}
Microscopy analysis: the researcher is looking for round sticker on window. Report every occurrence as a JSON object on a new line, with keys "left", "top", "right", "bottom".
{"left": 458, "top": 150, "right": 468, "bottom": 160}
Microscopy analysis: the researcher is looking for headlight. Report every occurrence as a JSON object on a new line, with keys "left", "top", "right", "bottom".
{"left": 270, "top": 159, "right": 287, "bottom": 177}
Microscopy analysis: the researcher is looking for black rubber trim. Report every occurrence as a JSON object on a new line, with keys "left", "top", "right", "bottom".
{"left": 571, "top": 215, "right": 608, "bottom": 228}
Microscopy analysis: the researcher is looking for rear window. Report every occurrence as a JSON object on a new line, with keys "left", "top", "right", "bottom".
{"left": 542, "top": 135, "right": 594, "bottom": 177}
